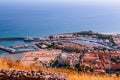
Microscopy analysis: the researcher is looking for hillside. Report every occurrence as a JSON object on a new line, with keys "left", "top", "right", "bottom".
{"left": 0, "top": 58, "right": 119, "bottom": 80}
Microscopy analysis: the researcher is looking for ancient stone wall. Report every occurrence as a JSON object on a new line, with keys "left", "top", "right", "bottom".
{"left": 0, "top": 69, "right": 66, "bottom": 80}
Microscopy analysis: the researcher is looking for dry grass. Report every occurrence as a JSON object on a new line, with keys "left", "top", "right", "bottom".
{"left": 0, "top": 58, "right": 119, "bottom": 80}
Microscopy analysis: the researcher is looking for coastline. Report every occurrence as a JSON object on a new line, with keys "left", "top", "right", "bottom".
{"left": 0, "top": 31, "right": 120, "bottom": 75}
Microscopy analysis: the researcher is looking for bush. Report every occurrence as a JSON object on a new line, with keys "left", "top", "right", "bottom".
{"left": 75, "top": 63, "right": 93, "bottom": 72}
{"left": 96, "top": 34, "right": 115, "bottom": 46}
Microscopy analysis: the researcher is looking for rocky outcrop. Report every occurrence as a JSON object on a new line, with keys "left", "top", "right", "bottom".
{"left": 0, "top": 69, "right": 66, "bottom": 80}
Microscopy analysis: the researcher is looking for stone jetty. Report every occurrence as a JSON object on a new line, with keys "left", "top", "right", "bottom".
{"left": 0, "top": 69, "right": 66, "bottom": 80}
{"left": 0, "top": 46, "right": 16, "bottom": 53}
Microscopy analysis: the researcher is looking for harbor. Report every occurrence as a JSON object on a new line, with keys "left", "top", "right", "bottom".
{"left": 0, "top": 31, "right": 120, "bottom": 74}
{"left": 0, "top": 34, "right": 116, "bottom": 54}
{"left": 0, "top": 37, "right": 38, "bottom": 54}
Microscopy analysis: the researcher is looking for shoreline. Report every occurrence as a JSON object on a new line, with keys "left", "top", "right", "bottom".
{"left": 0, "top": 31, "right": 120, "bottom": 75}
{"left": 0, "top": 31, "right": 119, "bottom": 41}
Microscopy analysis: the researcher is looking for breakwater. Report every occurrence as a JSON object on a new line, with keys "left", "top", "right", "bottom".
{"left": 0, "top": 38, "right": 24, "bottom": 41}
{"left": 0, "top": 37, "right": 41, "bottom": 42}
{"left": 0, "top": 46, "right": 16, "bottom": 53}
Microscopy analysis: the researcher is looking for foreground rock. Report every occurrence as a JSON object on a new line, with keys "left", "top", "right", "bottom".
{"left": 0, "top": 69, "right": 66, "bottom": 80}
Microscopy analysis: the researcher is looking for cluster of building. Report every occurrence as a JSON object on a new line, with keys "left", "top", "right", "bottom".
{"left": 57, "top": 53, "right": 80, "bottom": 68}
{"left": 32, "top": 31, "right": 120, "bottom": 73}
{"left": 56, "top": 50, "right": 120, "bottom": 73}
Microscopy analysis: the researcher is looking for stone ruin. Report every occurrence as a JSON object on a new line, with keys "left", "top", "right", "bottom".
{"left": 0, "top": 69, "right": 66, "bottom": 80}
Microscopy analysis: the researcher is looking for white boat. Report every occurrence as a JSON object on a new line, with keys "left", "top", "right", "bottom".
{"left": 24, "top": 37, "right": 34, "bottom": 42}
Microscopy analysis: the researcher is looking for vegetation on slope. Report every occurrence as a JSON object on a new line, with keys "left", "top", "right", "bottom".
{"left": 0, "top": 58, "right": 119, "bottom": 80}
{"left": 73, "top": 30, "right": 115, "bottom": 46}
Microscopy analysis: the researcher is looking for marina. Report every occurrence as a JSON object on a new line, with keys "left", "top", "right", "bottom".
{"left": 0, "top": 35, "right": 115, "bottom": 54}
{"left": 0, "top": 37, "right": 40, "bottom": 54}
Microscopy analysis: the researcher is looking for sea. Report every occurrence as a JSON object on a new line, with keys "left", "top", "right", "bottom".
{"left": 0, "top": 2, "right": 120, "bottom": 54}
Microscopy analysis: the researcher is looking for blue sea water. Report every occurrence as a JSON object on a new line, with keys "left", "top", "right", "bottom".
{"left": 0, "top": 2, "right": 120, "bottom": 48}
{"left": 0, "top": 40, "right": 25, "bottom": 46}
{"left": 0, "top": 49, "right": 6, "bottom": 54}
{"left": 0, "top": 3, "right": 120, "bottom": 38}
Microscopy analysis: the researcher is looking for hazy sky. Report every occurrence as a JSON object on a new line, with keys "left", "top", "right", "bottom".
{"left": 0, "top": 0, "right": 120, "bottom": 5}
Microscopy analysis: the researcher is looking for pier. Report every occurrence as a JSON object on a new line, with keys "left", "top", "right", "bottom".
{"left": 0, "top": 46, "right": 16, "bottom": 53}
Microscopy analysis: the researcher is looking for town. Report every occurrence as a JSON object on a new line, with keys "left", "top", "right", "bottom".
{"left": 0, "top": 31, "right": 120, "bottom": 75}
